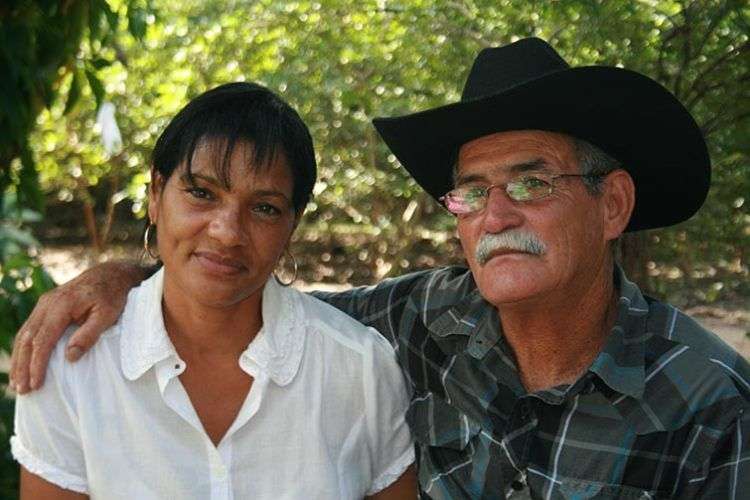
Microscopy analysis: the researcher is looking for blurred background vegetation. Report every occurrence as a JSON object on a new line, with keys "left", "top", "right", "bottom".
{"left": 0, "top": 0, "right": 748, "bottom": 496}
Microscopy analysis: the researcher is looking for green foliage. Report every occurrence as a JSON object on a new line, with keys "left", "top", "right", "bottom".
{"left": 1, "top": 2, "right": 150, "bottom": 494}
{"left": 0, "top": 370, "right": 18, "bottom": 500}
{"left": 29, "top": 0, "right": 747, "bottom": 303}
{"left": 0, "top": 191, "right": 55, "bottom": 353}
{"left": 1, "top": 0, "right": 153, "bottom": 204}
{"left": 0, "top": 190, "right": 55, "bottom": 499}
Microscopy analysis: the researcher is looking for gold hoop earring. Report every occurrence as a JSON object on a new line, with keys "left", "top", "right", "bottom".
{"left": 143, "top": 223, "right": 159, "bottom": 260}
{"left": 274, "top": 248, "right": 298, "bottom": 287}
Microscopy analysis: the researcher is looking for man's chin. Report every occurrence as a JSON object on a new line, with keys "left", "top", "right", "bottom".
{"left": 473, "top": 265, "right": 548, "bottom": 307}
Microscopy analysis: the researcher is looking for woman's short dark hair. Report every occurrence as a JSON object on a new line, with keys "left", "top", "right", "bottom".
{"left": 152, "top": 82, "right": 316, "bottom": 212}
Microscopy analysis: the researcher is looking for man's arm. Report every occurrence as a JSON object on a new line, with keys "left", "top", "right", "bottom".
{"left": 9, "top": 261, "right": 150, "bottom": 393}
{"left": 311, "top": 269, "right": 434, "bottom": 345}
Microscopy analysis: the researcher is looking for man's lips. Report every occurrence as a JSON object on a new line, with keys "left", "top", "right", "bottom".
{"left": 483, "top": 248, "right": 534, "bottom": 263}
{"left": 193, "top": 251, "right": 246, "bottom": 275}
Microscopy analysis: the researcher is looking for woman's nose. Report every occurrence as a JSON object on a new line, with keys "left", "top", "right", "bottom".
{"left": 207, "top": 206, "right": 248, "bottom": 246}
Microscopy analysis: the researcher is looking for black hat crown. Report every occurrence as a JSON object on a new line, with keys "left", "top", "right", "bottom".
{"left": 461, "top": 38, "right": 570, "bottom": 101}
{"left": 373, "top": 37, "right": 710, "bottom": 232}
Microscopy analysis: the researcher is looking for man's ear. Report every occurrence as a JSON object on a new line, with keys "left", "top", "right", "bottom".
{"left": 601, "top": 170, "right": 635, "bottom": 241}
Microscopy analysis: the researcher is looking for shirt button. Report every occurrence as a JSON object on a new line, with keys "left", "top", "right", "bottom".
{"left": 214, "top": 466, "right": 227, "bottom": 481}
{"left": 519, "top": 405, "right": 530, "bottom": 419}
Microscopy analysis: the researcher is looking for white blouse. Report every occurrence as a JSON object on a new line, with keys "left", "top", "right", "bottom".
{"left": 12, "top": 269, "right": 414, "bottom": 499}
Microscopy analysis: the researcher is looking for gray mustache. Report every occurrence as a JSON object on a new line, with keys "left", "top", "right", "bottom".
{"left": 475, "top": 230, "right": 546, "bottom": 265}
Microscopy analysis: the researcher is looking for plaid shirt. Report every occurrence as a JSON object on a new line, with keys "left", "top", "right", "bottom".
{"left": 314, "top": 266, "right": 750, "bottom": 499}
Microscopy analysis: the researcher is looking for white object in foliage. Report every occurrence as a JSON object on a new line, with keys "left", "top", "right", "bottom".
{"left": 96, "top": 102, "right": 122, "bottom": 156}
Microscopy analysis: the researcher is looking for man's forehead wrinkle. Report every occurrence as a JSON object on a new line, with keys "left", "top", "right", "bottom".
{"left": 508, "top": 158, "right": 551, "bottom": 173}
{"left": 455, "top": 158, "right": 550, "bottom": 186}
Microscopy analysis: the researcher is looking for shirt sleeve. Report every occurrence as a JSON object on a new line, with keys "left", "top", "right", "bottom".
{"left": 679, "top": 407, "right": 750, "bottom": 499}
{"left": 11, "top": 339, "right": 88, "bottom": 494}
{"left": 362, "top": 327, "right": 415, "bottom": 495}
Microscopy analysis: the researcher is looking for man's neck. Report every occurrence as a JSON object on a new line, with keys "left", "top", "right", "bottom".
{"left": 497, "top": 264, "right": 618, "bottom": 393}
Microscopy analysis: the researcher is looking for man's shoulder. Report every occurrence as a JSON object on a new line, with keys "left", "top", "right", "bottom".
{"left": 293, "top": 286, "right": 394, "bottom": 355}
{"left": 643, "top": 297, "right": 750, "bottom": 401}
{"left": 375, "top": 265, "right": 475, "bottom": 303}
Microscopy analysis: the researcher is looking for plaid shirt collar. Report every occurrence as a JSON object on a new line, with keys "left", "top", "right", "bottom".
{"left": 425, "top": 265, "right": 647, "bottom": 400}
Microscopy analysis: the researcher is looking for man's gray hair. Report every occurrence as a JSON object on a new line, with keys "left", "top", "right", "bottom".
{"left": 573, "top": 138, "right": 622, "bottom": 195}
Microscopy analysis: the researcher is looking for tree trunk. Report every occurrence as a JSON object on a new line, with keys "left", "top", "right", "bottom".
{"left": 82, "top": 200, "right": 102, "bottom": 256}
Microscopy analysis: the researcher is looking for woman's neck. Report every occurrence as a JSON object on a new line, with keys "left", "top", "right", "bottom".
{"left": 160, "top": 281, "right": 264, "bottom": 360}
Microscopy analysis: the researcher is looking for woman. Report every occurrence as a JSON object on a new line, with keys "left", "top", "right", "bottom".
{"left": 12, "top": 83, "right": 416, "bottom": 499}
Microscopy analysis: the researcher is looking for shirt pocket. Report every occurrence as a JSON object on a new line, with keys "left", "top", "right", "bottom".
{"left": 406, "top": 391, "right": 481, "bottom": 450}
{"left": 557, "top": 480, "right": 657, "bottom": 499}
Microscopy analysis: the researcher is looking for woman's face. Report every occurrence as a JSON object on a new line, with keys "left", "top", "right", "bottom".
{"left": 148, "top": 140, "right": 298, "bottom": 309}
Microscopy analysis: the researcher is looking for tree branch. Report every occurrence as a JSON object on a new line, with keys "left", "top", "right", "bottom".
{"left": 702, "top": 110, "right": 750, "bottom": 136}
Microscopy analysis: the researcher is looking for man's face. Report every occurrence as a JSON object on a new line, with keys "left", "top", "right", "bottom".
{"left": 455, "top": 130, "right": 618, "bottom": 309}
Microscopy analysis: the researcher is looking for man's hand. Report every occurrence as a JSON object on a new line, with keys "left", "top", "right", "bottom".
{"left": 9, "top": 261, "right": 149, "bottom": 394}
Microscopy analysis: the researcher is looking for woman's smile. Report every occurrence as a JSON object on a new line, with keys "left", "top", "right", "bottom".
{"left": 193, "top": 250, "right": 247, "bottom": 276}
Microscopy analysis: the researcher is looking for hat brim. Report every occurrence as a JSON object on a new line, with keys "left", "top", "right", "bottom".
{"left": 373, "top": 66, "right": 710, "bottom": 232}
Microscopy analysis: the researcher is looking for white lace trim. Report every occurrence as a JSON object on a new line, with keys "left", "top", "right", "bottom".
{"left": 243, "top": 279, "right": 305, "bottom": 386}
{"left": 119, "top": 269, "right": 305, "bottom": 386}
{"left": 120, "top": 268, "right": 174, "bottom": 381}
{"left": 366, "top": 444, "right": 416, "bottom": 495}
{"left": 10, "top": 436, "right": 89, "bottom": 494}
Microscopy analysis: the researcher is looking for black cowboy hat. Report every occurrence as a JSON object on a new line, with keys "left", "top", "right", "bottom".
{"left": 372, "top": 37, "right": 710, "bottom": 232}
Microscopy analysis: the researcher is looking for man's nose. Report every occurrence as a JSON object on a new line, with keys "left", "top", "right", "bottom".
{"left": 481, "top": 186, "right": 524, "bottom": 233}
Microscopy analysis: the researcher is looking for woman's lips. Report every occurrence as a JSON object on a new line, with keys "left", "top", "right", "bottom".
{"left": 193, "top": 251, "right": 246, "bottom": 275}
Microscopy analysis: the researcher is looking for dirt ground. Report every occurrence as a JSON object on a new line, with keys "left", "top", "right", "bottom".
{"left": 37, "top": 245, "right": 750, "bottom": 360}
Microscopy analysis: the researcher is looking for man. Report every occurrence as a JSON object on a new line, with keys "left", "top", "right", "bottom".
{"left": 11, "top": 38, "right": 749, "bottom": 498}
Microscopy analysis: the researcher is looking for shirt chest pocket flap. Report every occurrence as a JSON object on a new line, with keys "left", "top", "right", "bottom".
{"left": 406, "top": 391, "right": 482, "bottom": 450}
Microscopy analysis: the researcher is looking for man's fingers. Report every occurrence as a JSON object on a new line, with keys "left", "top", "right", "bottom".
{"left": 10, "top": 290, "right": 74, "bottom": 392}
{"left": 27, "top": 327, "right": 67, "bottom": 391}
{"left": 10, "top": 261, "right": 143, "bottom": 394}
{"left": 10, "top": 327, "right": 36, "bottom": 393}
{"left": 64, "top": 314, "right": 112, "bottom": 362}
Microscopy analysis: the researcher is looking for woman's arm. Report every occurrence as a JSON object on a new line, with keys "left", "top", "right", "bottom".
{"left": 21, "top": 468, "right": 88, "bottom": 500}
{"left": 366, "top": 465, "right": 418, "bottom": 500}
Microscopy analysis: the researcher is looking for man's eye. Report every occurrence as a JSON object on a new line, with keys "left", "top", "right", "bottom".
{"left": 520, "top": 176, "right": 549, "bottom": 189}
{"left": 464, "top": 187, "right": 487, "bottom": 202}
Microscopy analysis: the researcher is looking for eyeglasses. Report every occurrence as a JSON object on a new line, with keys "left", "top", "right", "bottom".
{"left": 440, "top": 173, "right": 603, "bottom": 215}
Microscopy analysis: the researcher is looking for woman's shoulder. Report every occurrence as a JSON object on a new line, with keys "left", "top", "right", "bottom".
{"left": 291, "top": 287, "right": 396, "bottom": 358}
{"left": 45, "top": 277, "right": 154, "bottom": 380}
{"left": 45, "top": 320, "right": 123, "bottom": 382}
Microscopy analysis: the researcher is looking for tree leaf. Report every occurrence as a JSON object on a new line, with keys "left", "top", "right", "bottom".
{"left": 63, "top": 70, "right": 82, "bottom": 115}
{"left": 84, "top": 68, "right": 106, "bottom": 111}
{"left": 90, "top": 57, "right": 113, "bottom": 70}
{"left": 127, "top": 7, "right": 149, "bottom": 40}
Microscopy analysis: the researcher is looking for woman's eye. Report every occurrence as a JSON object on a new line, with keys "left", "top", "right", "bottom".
{"left": 253, "top": 203, "right": 281, "bottom": 216}
{"left": 186, "top": 187, "right": 212, "bottom": 200}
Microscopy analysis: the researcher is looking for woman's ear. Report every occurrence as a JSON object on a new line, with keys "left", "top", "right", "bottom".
{"left": 601, "top": 169, "right": 636, "bottom": 242}
{"left": 147, "top": 168, "right": 163, "bottom": 224}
